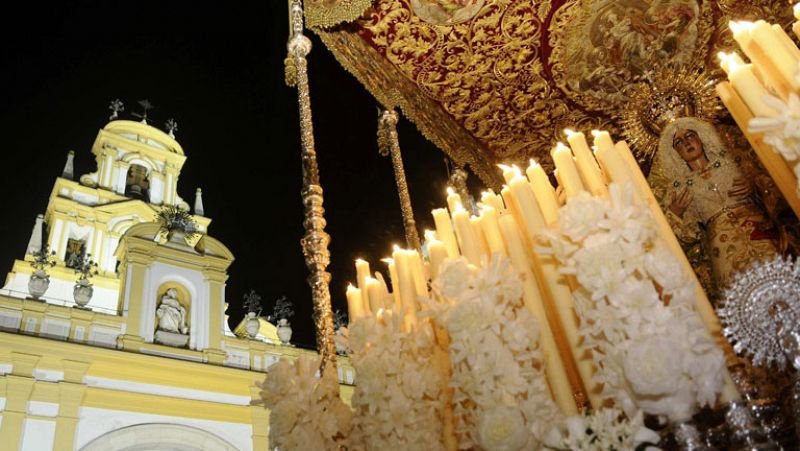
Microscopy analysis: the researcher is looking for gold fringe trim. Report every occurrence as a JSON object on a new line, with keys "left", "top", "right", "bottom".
{"left": 305, "top": 0, "right": 373, "bottom": 29}
{"left": 313, "top": 27, "right": 504, "bottom": 189}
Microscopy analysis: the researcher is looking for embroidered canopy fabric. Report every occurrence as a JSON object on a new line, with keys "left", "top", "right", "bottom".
{"left": 312, "top": 0, "right": 792, "bottom": 185}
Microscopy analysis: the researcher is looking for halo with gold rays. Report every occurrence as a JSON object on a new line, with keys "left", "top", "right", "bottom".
{"left": 617, "top": 65, "right": 723, "bottom": 163}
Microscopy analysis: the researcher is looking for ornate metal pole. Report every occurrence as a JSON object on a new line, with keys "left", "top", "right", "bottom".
{"left": 378, "top": 109, "right": 422, "bottom": 252}
{"left": 449, "top": 163, "right": 477, "bottom": 216}
{"left": 287, "top": 0, "right": 337, "bottom": 371}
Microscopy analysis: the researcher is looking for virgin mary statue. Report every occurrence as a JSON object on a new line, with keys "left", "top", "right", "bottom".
{"left": 655, "top": 117, "right": 779, "bottom": 290}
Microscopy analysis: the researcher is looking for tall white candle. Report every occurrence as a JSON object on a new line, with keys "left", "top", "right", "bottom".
{"left": 432, "top": 208, "right": 460, "bottom": 258}
{"left": 346, "top": 284, "right": 365, "bottom": 321}
{"left": 446, "top": 187, "right": 463, "bottom": 215}
{"left": 355, "top": 259, "right": 372, "bottom": 314}
{"left": 550, "top": 143, "right": 585, "bottom": 199}
{"left": 564, "top": 129, "right": 608, "bottom": 197}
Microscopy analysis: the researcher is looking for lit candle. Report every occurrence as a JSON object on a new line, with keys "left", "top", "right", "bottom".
{"left": 346, "top": 284, "right": 365, "bottom": 320}
{"left": 593, "top": 131, "right": 636, "bottom": 195}
{"left": 749, "top": 20, "right": 799, "bottom": 91}
{"left": 730, "top": 21, "right": 792, "bottom": 99}
{"left": 407, "top": 249, "right": 428, "bottom": 297}
{"left": 550, "top": 143, "right": 585, "bottom": 199}
{"left": 506, "top": 173, "right": 546, "bottom": 240}
{"left": 446, "top": 187, "right": 463, "bottom": 215}
{"left": 366, "top": 277, "right": 385, "bottom": 313}
{"left": 725, "top": 55, "right": 778, "bottom": 118}
{"left": 432, "top": 208, "right": 460, "bottom": 258}
{"left": 451, "top": 207, "right": 482, "bottom": 265}
{"left": 382, "top": 257, "right": 402, "bottom": 311}
{"left": 470, "top": 215, "right": 491, "bottom": 259}
{"left": 480, "top": 189, "right": 505, "bottom": 212}
{"left": 794, "top": 4, "right": 800, "bottom": 39}
{"left": 527, "top": 160, "right": 561, "bottom": 227}
{"left": 497, "top": 213, "right": 578, "bottom": 415}
{"left": 374, "top": 271, "right": 391, "bottom": 307}
{"left": 478, "top": 205, "right": 507, "bottom": 256}
{"left": 564, "top": 129, "right": 608, "bottom": 197}
{"left": 392, "top": 246, "right": 418, "bottom": 327}
{"left": 771, "top": 24, "right": 800, "bottom": 64}
{"left": 427, "top": 238, "right": 449, "bottom": 280}
{"left": 497, "top": 164, "right": 520, "bottom": 185}
{"left": 717, "top": 51, "right": 745, "bottom": 76}
{"left": 355, "top": 259, "right": 372, "bottom": 314}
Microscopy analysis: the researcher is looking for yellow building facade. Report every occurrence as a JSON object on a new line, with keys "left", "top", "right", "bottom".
{"left": 0, "top": 120, "right": 353, "bottom": 450}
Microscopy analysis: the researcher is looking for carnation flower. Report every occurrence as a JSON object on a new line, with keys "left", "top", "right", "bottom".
{"left": 434, "top": 257, "right": 473, "bottom": 299}
{"left": 749, "top": 93, "right": 800, "bottom": 162}
{"left": 559, "top": 191, "right": 607, "bottom": 241}
{"left": 623, "top": 337, "right": 683, "bottom": 397}
{"left": 477, "top": 406, "right": 529, "bottom": 451}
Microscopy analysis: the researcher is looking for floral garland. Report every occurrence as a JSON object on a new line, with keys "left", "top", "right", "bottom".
{"left": 543, "top": 183, "right": 726, "bottom": 422}
{"left": 748, "top": 92, "right": 800, "bottom": 195}
{"left": 346, "top": 310, "right": 450, "bottom": 450}
{"left": 421, "top": 254, "right": 562, "bottom": 450}
{"left": 256, "top": 355, "right": 352, "bottom": 450}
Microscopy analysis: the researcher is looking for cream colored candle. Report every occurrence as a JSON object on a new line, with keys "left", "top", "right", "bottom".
{"left": 382, "top": 257, "right": 402, "bottom": 311}
{"left": 375, "top": 271, "right": 391, "bottom": 306}
{"left": 432, "top": 208, "right": 460, "bottom": 258}
{"left": 451, "top": 207, "right": 482, "bottom": 265}
{"left": 750, "top": 20, "right": 800, "bottom": 91}
{"left": 550, "top": 143, "right": 586, "bottom": 199}
{"left": 478, "top": 206, "right": 507, "bottom": 256}
{"left": 446, "top": 187, "right": 463, "bottom": 215}
{"left": 564, "top": 129, "right": 608, "bottom": 197}
{"left": 355, "top": 259, "right": 372, "bottom": 314}
{"left": 470, "top": 215, "right": 491, "bottom": 259}
{"left": 427, "top": 239, "right": 449, "bottom": 280}
{"left": 771, "top": 23, "right": 800, "bottom": 63}
{"left": 726, "top": 57, "right": 778, "bottom": 118}
{"left": 794, "top": 5, "right": 800, "bottom": 39}
{"left": 498, "top": 213, "right": 578, "bottom": 415}
{"left": 480, "top": 189, "right": 505, "bottom": 212}
{"left": 527, "top": 160, "right": 561, "bottom": 227}
{"left": 407, "top": 249, "right": 428, "bottom": 297}
{"left": 593, "top": 131, "right": 636, "bottom": 193}
{"left": 507, "top": 173, "right": 547, "bottom": 238}
{"left": 498, "top": 164, "right": 520, "bottom": 185}
{"left": 730, "top": 21, "right": 791, "bottom": 99}
{"left": 718, "top": 51, "right": 745, "bottom": 76}
{"left": 365, "top": 277, "right": 385, "bottom": 313}
{"left": 346, "top": 284, "right": 365, "bottom": 320}
{"left": 392, "top": 247, "right": 419, "bottom": 326}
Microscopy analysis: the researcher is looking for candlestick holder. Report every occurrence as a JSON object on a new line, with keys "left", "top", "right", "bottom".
{"left": 288, "top": 0, "right": 337, "bottom": 372}
{"left": 378, "top": 108, "right": 421, "bottom": 252}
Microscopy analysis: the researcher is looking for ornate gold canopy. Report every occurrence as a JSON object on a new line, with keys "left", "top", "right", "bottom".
{"left": 310, "top": 0, "right": 793, "bottom": 186}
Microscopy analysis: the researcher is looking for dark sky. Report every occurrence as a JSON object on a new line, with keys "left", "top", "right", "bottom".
{"left": 0, "top": 1, "right": 484, "bottom": 348}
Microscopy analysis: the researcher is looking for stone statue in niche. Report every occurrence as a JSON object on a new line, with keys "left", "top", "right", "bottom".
{"left": 154, "top": 288, "right": 189, "bottom": 347}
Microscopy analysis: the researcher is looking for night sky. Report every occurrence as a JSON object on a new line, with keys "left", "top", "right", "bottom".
{"left": 0, "top": 2, "right": 485, "bottom": 348}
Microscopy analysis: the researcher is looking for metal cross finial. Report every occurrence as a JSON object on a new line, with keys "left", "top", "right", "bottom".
{"left": 133, "top": 99, "right": 154, "bottom": 124}
{"left": 165, "top": 118, "right": 178, "bottom": 138}
{"left": 109, "top": 99, "right": 124, "bottom": 121}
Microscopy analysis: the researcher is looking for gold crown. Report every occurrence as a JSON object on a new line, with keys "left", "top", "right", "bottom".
{"left": 618, "top": 65, "right": 722, "bottom": 162}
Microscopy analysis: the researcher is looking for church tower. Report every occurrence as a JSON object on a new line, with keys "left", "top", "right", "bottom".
{"left": 1, "top": 120, "right": 210, "bottom": 314}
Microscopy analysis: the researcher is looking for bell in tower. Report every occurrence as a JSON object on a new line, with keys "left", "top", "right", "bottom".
{"left": 125, "top": 163, "right": 150, "bottom": 201}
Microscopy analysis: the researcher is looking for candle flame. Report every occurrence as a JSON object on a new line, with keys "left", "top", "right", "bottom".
{"left": 555, "top": 142, "right": 570, "bottom": 152}
{"left": 729, "top": 21, "right": 754, "bottom": 34}
{"left": 590, "top": 130, "right": 602, "bottom": 137}
{"left": 497, "top": 164, "right": 514, "bottom": 173}
{"left": 393, "top": 244, "right": 402, "bottom": 252}
{"left": 424, "top": 229, "right": 437, "bottom": 241}
{"left": 346, "top": 283, "right": 357, "bottom": 291}
{"left": 381, "top": 257, "right": 394, "bottom": 264}
{"left": 563, "top": 128, "right": 577, "bottom": 138}
{"left": 355, "top": 258, "right": 366, "bottom": 264}
{"left": 717, "top": 51, "right": 729, "bottom": 63}
{"left": 727, "top": 54, "right": 744, "bottom": 73}
{"left": 446, "top": 186, "right": 456, "bottom": 196}
{"left": 529, "top": 158, "right": 539, "bottom": 168}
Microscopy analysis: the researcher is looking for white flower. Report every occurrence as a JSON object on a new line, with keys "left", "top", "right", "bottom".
{"left": 559, "top": 191, "right": 607, "bottom": 242}
{"left": 447, "top": 299, "right": 486, "bottom": 335}
{"left": 434, "top": 257, "right": 473, "bottom": 299}
{"left": 623, "top": 336, "right": 683, "bottom": 397}
{"left": 749, "top": 93, "right": 800, "bottom": 162}
{"left": 477, "top": 405, "right": 529, "bottom": 451}
{"left": 644, "top": 244, "right": 685, "bottom": 292}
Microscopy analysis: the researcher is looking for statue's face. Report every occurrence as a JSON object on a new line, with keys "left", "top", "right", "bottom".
{"left": 672, "top": 128, "right": 705, "bottom": 163}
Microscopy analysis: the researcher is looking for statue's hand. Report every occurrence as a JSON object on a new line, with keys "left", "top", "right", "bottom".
{"left": 669, "top": 187, "right": 692, "bottom": 219}
{"left": 727, "top": 176, "right": 752, "bottom": 199}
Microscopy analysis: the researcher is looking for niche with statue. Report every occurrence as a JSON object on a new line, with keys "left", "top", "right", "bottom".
{"left": 154, "top": 284, "right": 191, "bottom": 348}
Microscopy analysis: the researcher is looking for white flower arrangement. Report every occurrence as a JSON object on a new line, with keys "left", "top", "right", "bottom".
{"left": 543, "top": 183, "right": 726, "bottom": 422}
{"left": 420, "top": 255, "right": 562, "bottom": 450}
{"left": 543, "top": 408, "right": 660, "bottom": 451}
{"left": 256, "top": 354, "right": 352, "bottom": 450}
{"left": 748, "top": 92, "right": 800, "bottom": 194}
{"left": 346, "top": 310, "right": 450, "bottom": 450}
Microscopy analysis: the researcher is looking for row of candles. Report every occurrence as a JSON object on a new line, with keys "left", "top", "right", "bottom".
{"left": 345, "top": 129, "right": 739, "bottom": 415}
{"left": 717, "top": 14, "right": 800, "bottom": 216}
